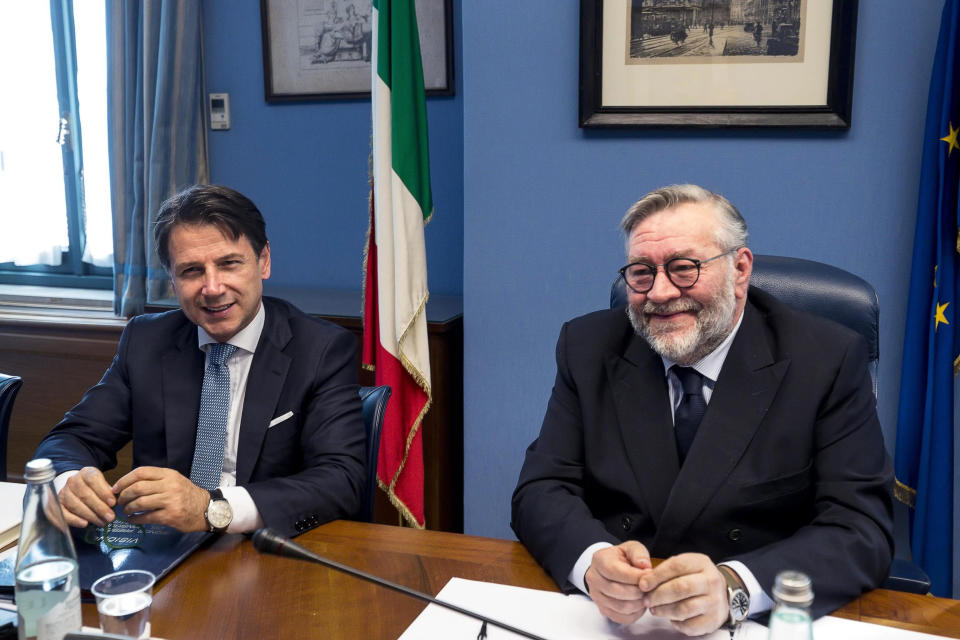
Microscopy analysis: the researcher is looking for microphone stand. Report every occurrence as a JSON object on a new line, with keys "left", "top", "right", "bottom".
{"left": 253, "top": 528, "right": 550, "bottom": 640}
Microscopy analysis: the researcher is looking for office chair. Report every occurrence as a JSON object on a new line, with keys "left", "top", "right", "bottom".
{"left": 610, "top": 254, "right": 930, "bottom": 594}
{"left": 0, "top": 373, "right": 24, "bottom": 482}
{"left": 358, "top": 385, "right": 392, "bottom": 522}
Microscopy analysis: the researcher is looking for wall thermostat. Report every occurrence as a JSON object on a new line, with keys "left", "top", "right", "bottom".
{"left": 209, "top": 93, "right": 230, "bottom": 130}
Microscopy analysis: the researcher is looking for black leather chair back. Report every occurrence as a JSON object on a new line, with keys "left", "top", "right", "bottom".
{"left": 358, "top": 385, "right": 391, "bottom": 522}
{"left": 610, "top": 254, "right": 880, "bottom": 395}
{"left": 0, "top": 373, "right": 23, "bottom": 481}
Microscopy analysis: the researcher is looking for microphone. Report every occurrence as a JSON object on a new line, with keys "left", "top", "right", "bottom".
{"left": 252, "top": 528, "right": 550, "bottom": 640}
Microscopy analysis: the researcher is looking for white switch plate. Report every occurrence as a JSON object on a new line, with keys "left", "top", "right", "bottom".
{"left": 210, "top": 93, "right": 230, "bottom": 130}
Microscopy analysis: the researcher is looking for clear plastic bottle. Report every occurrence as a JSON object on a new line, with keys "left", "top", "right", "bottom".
{"left": 767, "top": 570, "right": 814, "bottom": 640}
{"left": 14, "top": 459, "right": 82, "bottom": 640}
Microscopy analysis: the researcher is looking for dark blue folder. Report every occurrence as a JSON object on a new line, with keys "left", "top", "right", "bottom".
{"left": 0, "top": 508, "right": 211, "bottom": 602}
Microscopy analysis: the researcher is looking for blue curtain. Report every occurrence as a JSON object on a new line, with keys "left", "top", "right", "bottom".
{"left": 107, "top": 0, "right": 208, "bottom": 317}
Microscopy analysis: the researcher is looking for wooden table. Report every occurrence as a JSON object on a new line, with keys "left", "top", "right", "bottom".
{"left": 79, "top": 521, "right": 960, "bottom": 639}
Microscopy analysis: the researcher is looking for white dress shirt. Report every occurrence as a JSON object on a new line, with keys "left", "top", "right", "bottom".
{"left": 568, "top": 308, "right": 774, "bottom": 617}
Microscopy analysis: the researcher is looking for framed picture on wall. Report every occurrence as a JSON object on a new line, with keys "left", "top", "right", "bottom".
{"left": 260, "top": 0, "right": 454, "bottom": 102}
{"left": 579, "top": 0, "right": 858, "bottom": 128}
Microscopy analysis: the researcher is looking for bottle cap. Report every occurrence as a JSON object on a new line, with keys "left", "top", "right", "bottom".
{"left": 24, "top": 458, "right": 56, "bottom": 484}
{"left": 773, "top": 570, "right": 814, "bottom": 607}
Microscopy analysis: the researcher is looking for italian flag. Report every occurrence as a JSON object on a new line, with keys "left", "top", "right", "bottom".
{"left": 363, "top": 0, "right": 432, "bottom": 529}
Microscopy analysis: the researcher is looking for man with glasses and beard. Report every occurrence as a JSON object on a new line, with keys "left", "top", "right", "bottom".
{"left": 511, "top": 184, "right": 893, "bottom": 636}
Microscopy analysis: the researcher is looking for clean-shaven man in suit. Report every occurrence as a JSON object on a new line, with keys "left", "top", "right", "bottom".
{"left": 511, "top": 184, "right": 893, "bottom": 635}
{"left": 35, "top": 184, "right": 365, "bottom": 538}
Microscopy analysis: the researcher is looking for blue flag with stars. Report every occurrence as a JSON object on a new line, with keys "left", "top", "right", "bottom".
{"left": 895, "top": 0, "right": 960, "bottom": 599}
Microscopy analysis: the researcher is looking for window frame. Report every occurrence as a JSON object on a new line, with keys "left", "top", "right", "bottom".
{"left": 0, "top": 0, "right": 111, "bottom": 290}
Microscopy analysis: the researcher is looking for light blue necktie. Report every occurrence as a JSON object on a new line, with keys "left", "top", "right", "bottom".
{"left": 190, "top": 342, "right": 238, "bottom": 489}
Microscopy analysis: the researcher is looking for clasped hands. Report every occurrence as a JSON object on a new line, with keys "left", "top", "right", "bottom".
{"left": 584, "top": 541, "right": 731, "bottom": 636}
{"left": 58, "top": 466, "right": 210, "bottom": 532}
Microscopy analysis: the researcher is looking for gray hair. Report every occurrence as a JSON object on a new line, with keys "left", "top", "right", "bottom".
{"left": 620, "top": 184, "right": 748, "bottom": 253}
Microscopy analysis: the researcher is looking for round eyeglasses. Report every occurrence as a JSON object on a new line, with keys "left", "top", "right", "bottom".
{"left": 618, "top": 249, "right": 737, "bottom": 294}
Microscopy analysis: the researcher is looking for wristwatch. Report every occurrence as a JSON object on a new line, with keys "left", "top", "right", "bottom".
{"left": 204, "top": 488, "right": 233, "bottom": 533}
{"left": 719, "top": 565, "right": 750, "bottom": 632}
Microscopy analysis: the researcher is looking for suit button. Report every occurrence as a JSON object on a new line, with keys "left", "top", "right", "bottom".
{"left": 621, "top": 516, "right": 633, "bottom": 531}
{"left": 728, "top": 528, "right": 742, "bottom": 542}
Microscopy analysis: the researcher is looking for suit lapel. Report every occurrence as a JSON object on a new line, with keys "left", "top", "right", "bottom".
{"left": 607, "top": 334, "right": 678, "bottom": 528}
{"left": 162, "top": 318, "right": 204, "bottom": 475}
{"left": 236, "top": 302, "right": 292, "bottom": 484}
{"left": 652, "top": 302, "right": 790, "bottom": 553}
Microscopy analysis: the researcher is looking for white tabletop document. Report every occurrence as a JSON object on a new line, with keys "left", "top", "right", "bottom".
{"left": 398, "top": 578, "right": 949, "bottom": 640}
{"left": 0, "top": 482, "right": 26, "bottom": 549}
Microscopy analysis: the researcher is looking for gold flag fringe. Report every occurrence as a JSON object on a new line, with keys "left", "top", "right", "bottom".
{"left": 895, "top": 477, "right": 917, "bottom": 508}
{"left": 362, "top": 145, "right": 376, "bottom": 372}
{"left": 377, "top": 289, "right": 432, "bottom": 529}
{"left": 365, "top": 249, "right": 432, "bottom": 527}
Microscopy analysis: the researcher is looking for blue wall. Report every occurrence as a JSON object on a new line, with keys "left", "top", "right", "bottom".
{"left": 202, "top": 0, "right": 947, "bottom": 542}
{"left": 462, "top": 1, "right": 944, "bottom": 539}
{"left": 202, "top": 0, "right": 463, "bottom": 296}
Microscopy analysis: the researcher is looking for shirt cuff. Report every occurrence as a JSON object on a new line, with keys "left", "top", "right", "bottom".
{"left": 719, "top": 560, "right": 775, "bottom": 616}
{"left": 220, "top": 485, "right": 264, "bottom": 534}
{"left": 568, "top": 542, "right": 615, "bottom": 595}
{"left": 54, "top": 470, "right": 80, "bottom": 494}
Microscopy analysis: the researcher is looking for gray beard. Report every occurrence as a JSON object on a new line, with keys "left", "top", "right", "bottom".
{"left": 627, "top": 268, "right": 738, "bottom": 365}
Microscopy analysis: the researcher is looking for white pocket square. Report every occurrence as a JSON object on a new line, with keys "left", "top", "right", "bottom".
{"left": 268, "top": 411, "right": 294, "bottom": 428}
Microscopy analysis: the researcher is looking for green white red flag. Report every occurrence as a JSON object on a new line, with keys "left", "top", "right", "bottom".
{"left": 363, "top": 0, "right": 432, "bottom": 528}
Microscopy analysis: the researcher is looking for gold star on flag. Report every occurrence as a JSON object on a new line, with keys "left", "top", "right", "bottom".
{"left": 941, "top": 122, "right": 960, "bottom": 155}
{"left": 935, "top": 300, "right": 950, "bottom": 331}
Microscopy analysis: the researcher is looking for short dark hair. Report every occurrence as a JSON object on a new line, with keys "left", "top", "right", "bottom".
{"left": 154, "top": 184, "right": 269, "bottom": 269}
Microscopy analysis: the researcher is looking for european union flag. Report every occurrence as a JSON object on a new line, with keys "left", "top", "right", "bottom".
{"left": 895, "top": 0, "right": 960, "bottom": 599}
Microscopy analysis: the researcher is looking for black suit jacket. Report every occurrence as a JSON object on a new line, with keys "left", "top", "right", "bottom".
{"left": 35, "top": 296, "right": 366, "bottom": 537}
{"left": 511, "top": 288, "right": 894, "bottom": 617}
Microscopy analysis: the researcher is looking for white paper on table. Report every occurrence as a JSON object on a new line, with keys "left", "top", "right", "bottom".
{"left": 398, "top": 577, "right": 746, "bottom": 640}
{"left": 810, "top": 616, "right": 949, "bottom": 640}
{"left": 0, "top": 482, "right": 26, "bottom": 547}
{"left": 397, "top": 578, "right": 951, "bottom": 640}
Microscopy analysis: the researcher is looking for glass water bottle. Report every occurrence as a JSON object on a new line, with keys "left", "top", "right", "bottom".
{"left": 767, "top": 570, "right": 814, "bottom": 640}
{"left": 14, "top": 459, "right": 82, "bottom": 640}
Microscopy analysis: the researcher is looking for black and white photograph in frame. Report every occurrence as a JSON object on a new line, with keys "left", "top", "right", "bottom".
{"left": 579, "top": 0, "right": 858, "bottom": 128}
{"left": 628, "top": 0, "right": 803, "bottom": 60}
{"left": 261, "top": 0, "right": 454, "bottom": 102}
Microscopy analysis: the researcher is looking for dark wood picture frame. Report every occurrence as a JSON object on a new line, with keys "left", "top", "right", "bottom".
{"left": 579, "top": 0, "right": 858, "bottom": 128}
{"left": 261, "top": 0, "right": 454, "bottom": 102}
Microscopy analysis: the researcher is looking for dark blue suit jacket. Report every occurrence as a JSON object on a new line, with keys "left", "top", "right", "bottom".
{"left": 511, "top": 288, "right": 894, "bottom": 617}
{"left": 35, "top": 296, "right": 366, "bottom": 537}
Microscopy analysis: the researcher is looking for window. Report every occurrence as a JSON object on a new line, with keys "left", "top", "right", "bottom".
{"left": 0, "top": 1, "right": 112, "bottom": 289}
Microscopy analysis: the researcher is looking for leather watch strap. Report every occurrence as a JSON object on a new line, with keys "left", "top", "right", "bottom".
{"left": 718, "top": 565, "right": 749, "bottom": 636}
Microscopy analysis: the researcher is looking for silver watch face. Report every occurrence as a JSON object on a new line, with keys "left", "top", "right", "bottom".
{"left": 207, "top": 499, "right": 233, "bottom": 529}
{"left": 730, "top": 589, "right": 749, "bottom": 622}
